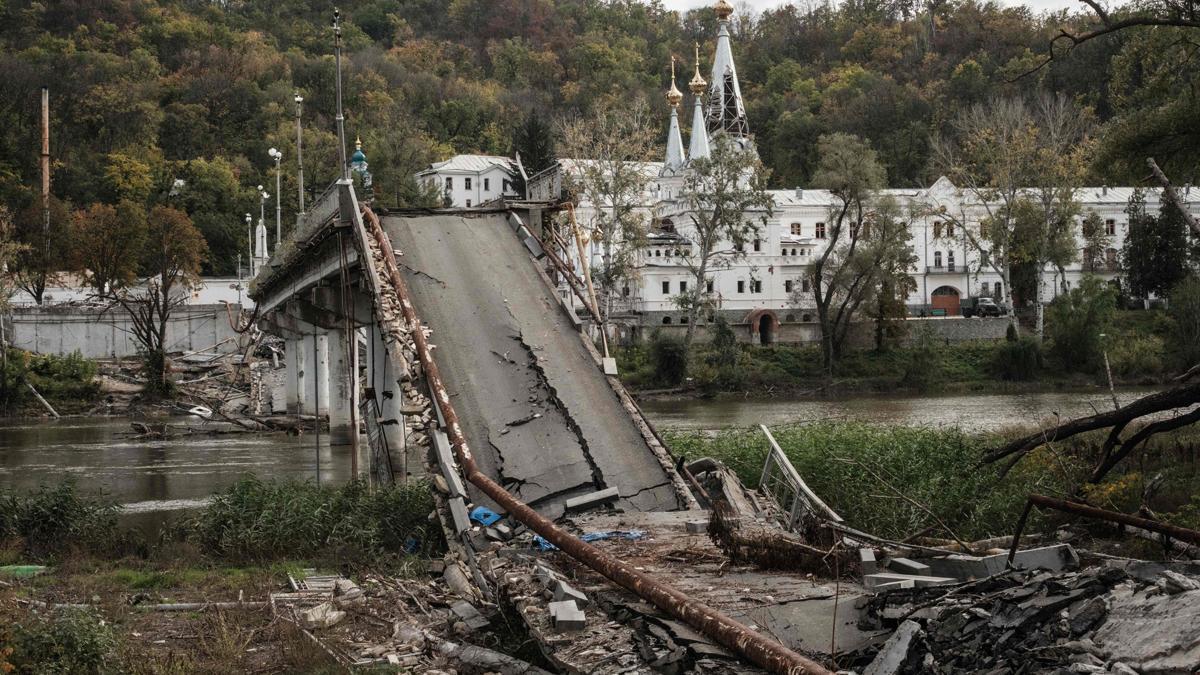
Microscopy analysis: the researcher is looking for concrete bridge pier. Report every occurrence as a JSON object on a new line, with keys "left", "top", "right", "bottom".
{"left": 324, "top": 324, "right": 358, "bottom": 447}
{"left": 369, "top": 323, "right": 405, "bottom": 478}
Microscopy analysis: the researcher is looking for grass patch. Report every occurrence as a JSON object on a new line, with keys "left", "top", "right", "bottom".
{"left": 668, "top": 420, "right": 1200, "bottom": 542}
{"left": 0, "top": 480, "right": 123, "bottom": 561}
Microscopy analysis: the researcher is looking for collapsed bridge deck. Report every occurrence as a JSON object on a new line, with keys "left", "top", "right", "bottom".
{"left": 384, "top": 212, "right": 681, "bottom": 518}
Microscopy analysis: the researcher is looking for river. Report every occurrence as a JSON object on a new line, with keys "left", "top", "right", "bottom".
{"left": 0, "top": 388, "right": 1158, "bottom": 523}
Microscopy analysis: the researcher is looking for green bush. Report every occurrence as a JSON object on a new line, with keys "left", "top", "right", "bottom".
{"left": 1106, "top": 334, "right": 1164, "bottom": 378}
{"left": 5, "top": 608, "right": 118, "bottom": 674}
{"left": 648, "top": 331, "right": 688, "bottom": 387}
{"left": 188, "top": 478, "right": 440, "bottom": 563}
{"left": 2, "top": 349, "right": 100, "bottom": 413}
{"left": 899, "top": 325, "right": 943, "bottom": 392}
{"left": 0, "top": 480, "right": 120, "bottom": 559}
{"left": 992, "top": 337, "right": 1044, "bottom": 381}
{"left": 1168, "top": 275, "right": 1200, "bottom": 369}
{"left": 1047, "top": 276, "right": 1117, "bottom": 372}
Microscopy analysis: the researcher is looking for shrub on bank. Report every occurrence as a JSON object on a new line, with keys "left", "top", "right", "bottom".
{"left": 0, "top": 349, "right": 100, "bottom": 415}
{"left": 0, "top": 480, "right": 120, "bottom": 560}
{"left": 188, "top": 478, "right": 440, "bottom": 563}
{"left": 3, "top": 608, "right": 118, "bottom": 675}
{"left": 992, "top": 337, "right": 1043, "bottom": 381}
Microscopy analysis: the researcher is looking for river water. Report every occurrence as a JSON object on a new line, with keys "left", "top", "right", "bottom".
{"left": 0, "top": 388, "right": 1158, "bottom": 522}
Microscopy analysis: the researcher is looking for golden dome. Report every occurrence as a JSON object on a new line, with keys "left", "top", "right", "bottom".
{"left": 714, "top": 0, "right": 734, "bottom": 19}
{"left": 666, "top": 57, "right": 684, "bottom": 107}
{"left": 689, "top": 43, "right": 707, "bottom": 94}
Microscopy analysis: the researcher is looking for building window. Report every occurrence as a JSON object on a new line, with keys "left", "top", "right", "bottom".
{"left": 993, "top": 282, "right": 1002, "bottom": 299}
{"left": 622, "top": 285, "right": 630, "bottom": 297}
{"left": 850, "top": 220, "right": 860, "bottom": 238}
{"left": 654, "top": 249, "right": 661, "bottom": 257}
{"left": 946, "top": 223, "right": 955, "bottom": 237}
{"left": 484, "top": 178, "right": 490, "bottom": 191}
{"left": 933, "top": 221, "right": 942, "bottom": 238}
{"left": 802, "top": 278, "right": 810, "bottom": 292}
{"left": 661, "top": 281, "right": 670, "bottom": 294}
{"left": 465, "top": 177, "right": 472, "bottom": 190}
{"left": 1105, "top": 247, "right": 1118, "bottom": 270}
{"left": 465, "top": 199, "right": 471, "bottom": 207}
{"left": 679, "top": 280, "right": 687, "bottom": 293}
{"left": 737, "top": 280, "right": 745, "bottom": 294}
{"left": 791, "top": 248, "right": 797, "bottom": 256}
{"left": 1105, "top": 219, "right": 1116, "bottom": 236}
{"left": 663, "top": 316, "right": 672, "bottom": 324}
{"left": 753, "top": 239, "right": 761, "bottom": 252}
{"left": 790, "top": 223, "right": 802, "bottom": 235}
{"left": 660, "top": 219, "right": 675, "bottom": 233}
{"left": 681, "top": 316, "right": 689, "bottom": 324}
{"left": 781, "top": 248, "right": 788, "bottom": 256}
{"left": 815, "top": 222, "right": 826, "bottom": 239}
{"left": 934, "top": 251, "right": 943, "bottom": 268}
{"left": 802, "top": 313, "right": 811, "bottom": 322}
{"left": 502, "top": 179, "right": 511, "bottom": 192}
{"left": 445, "top": 177, "right": 453, "bottom": 191}
{"left": 706, "top": 278, "right": 714, "bottom": 293}
{"left": 754, "top": 280, "right": 763, "bottom": 293}
{"left": 785, "top": 280, "right": 794, "bottom": 293}
{"left": 665, "top": 249, "right": 672, "bottom": 257}
{"left": 785, "top": 314, "right": 795, "bottom": 322}
{"left": 948, "top": 251, "right": 955, "bottom": 272}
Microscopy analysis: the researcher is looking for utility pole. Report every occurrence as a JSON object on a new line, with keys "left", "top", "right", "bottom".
{"left": 333, "top": 9, "right": 348, "bottom": 180}
{"left": 295, "top": 93, "right": 305, "bottom": 217}
{"left": 40, "top": 87, "right": 50, "bottom": 238}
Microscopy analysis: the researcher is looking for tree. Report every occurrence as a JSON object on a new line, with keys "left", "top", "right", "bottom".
{"left": 1168, "top": 275, "right": 1200, "bottom": 368}
{"left": 1080, "top": 212, "right": 1112, "bottom": 273}
{"left": 113, "top": 206, "right": 207, "bottom": 396}
{"left": 557, "top": 96, "right": 658, "bottom": 324}
{"left": 1046, "top": 275, "right": 1116, "bottom": 373}
{"left": 1122, "top": 189, "right": 1189, "bottom": 299}
{"left": 932, "top": 95, "right": 1092, "bottom": 337}
{"left": 71, "top": 201, "right": 147, "bottom": 298}
{"left": 9, "top": 197, "right": 71, "bottom": 305}
{"left": 510, "top": 110, "right": 556, "bottom": 198}
{"left": 802, "top": 133, "right": 912, "bottom": 374}
{"left": 674, "top": 135, "right": 774, "bottom": 347}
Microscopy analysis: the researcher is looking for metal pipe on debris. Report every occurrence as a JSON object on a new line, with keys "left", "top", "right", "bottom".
{"left": 361, "top": 208, "right": 830, "bottom": 675}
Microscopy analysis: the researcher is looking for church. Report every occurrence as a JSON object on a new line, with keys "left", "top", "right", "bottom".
{"left": 436, "top": 1, "right": 1193, "bottom": 344}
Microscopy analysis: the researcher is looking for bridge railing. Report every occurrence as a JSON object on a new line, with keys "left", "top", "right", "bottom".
{"left": 757, "top": 424, "right": 844, "bottom": 536}
{"left": 250, "top": 180, "right": 344, "bottom": 297}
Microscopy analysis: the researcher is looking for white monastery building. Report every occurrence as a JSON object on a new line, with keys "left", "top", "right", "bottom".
{"left": 424, "top": 0, "right": 1200, "bottom": 343}
{"left": 416, "top": 154, "right": 518, "bottom": 208}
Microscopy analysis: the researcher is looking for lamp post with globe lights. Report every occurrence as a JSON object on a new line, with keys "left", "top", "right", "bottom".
{"left": 245, "top": 213, "right": 253, "bottom": 277}
{"left": 294, "top": 93, "right": 305, "bottom": 218}
{"left": 268, "top": 147, "right": 282, "bottom": 250}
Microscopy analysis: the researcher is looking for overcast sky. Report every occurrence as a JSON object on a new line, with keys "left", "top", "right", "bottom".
{"left": 661, "top": 0, "right": 1084, "bottom": 14}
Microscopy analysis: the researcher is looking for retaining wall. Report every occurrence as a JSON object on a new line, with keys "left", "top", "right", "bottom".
{"left": 4, "top": 304, "right": 245, "bottom": 358}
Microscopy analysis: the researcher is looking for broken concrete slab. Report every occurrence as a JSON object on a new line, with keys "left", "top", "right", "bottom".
{"left": 864, "top": 620, "right": 921, "bottom": 675}
{"left": 864, "top": 573, "right": 958, "bottom": 590}
{"left": 450, "top": 600, "right": 490, "bottom": 630}
{"left": 564, "top": 487, "right": 619, "bottom": 513}
{"left": 1093, "top": 587, "right": 1200, "bottom": 673}
{"left": 887, "top": 557, "right": 930, "bottom": 575}
{"left": 300, "top": 601, "right": 346, "bottom": 629}
{"left": 552, "top": 579, "right": 589, "bottom": 608}
{"left": 549, "top": 600, "right": 586, "bottom": 631}
{"left": 685, "top": 520, "right": 709, "bottom": 534}
{"left": 871, "top": 579, "right": 917, "bottom": 592}
{"left": 447, "top": 496, "right": 471, "bottom": 534}
{"left": 432, "top": 430, "right": 467, "bottom": 498}
{"left": 924, "top": 544, "right": 1079, "bottom": 579}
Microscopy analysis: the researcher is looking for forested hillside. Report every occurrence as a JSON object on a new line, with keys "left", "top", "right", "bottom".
{"left": 0, "top": 0, "right": 1195, "bottom": 274}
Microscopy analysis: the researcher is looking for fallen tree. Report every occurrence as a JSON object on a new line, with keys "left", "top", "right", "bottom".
{"left": 981, "top": 376, "right": 1200, "bottom": 482}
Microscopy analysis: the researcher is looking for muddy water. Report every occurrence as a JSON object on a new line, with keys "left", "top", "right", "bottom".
{"left": 0, "top": 418, "right": 354, "bottom": 530}
{"left": 637, "top": 388, "right": 1162, "bottom": 431}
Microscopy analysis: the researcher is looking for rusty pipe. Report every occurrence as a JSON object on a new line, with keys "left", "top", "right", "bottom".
{"left": 361, "top": 208, "right": 830, "bottom": 675}
{"left": 1026, "top": 494, "right": 1200, "bottom": 546}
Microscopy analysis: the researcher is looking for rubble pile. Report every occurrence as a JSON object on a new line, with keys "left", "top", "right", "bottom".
{"left": 853, "top": 563, "right": 1200, "bottom": 674}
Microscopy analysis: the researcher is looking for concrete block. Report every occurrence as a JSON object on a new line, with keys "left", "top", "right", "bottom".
{"left": 432, "top": 430, "right": 466, "bottom": 498}
{"left": 888, "top": 557, "right": 931, "bottom": 575}
{"left": 863, "top": 620, "right": 921, "bottom": 675}
{"left": 864, "top": 573, "right": 958, "bottom": 590}
{"left": 860, "top": 548, "right": 879, "bottom": 575}
{"left": 552, "top": 580, "right": 589, "bottom": 608}
{"left": 534, "top": 565, "right": 562, "bottom": 587}
{"left": 1010, "top": 544, "right": 1079, "bottom": 572}
{"left": 523, "top": 235, "right": 545, "bottom": 259}
{"left": 925, "top": 544, "right": 1079, "bottom": 580}
{"left": 549, "top": 600, "right": 586, "bottom": 631}
{"left": 602, "top": 357, "right": 618, "bottom": 376}
{"left": 448, "top": 496, "right": 471, "bottom": 534}
{"left": 564, "top": 487, "right": 619, "bottom": 513}
{"left": 872, "top": 579, "right": 917, "bottom": 593}
{"left": 686, "top": 520, "right": 709, "bottom": 534}
{"left": 485, "top": 523, "right": 513, "bottom": 542}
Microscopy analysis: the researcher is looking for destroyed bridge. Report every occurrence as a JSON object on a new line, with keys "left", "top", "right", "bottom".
{"left": 250, "top": 181, "right": 1200, "bottom": 675}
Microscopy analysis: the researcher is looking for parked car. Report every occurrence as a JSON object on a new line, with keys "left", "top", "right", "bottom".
{"left": 962, "top": 296, "right": 1004, "bottom": 318}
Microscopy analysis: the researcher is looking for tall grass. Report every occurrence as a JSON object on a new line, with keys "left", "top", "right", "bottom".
{"left": 667, "top": 421, "right": 1086, "bottom": 541}
{"left": 188, "top": 478, "right": 440, "bottom": 563}
{"left": 0, "top": 480, "right": 120, "bottom": 559}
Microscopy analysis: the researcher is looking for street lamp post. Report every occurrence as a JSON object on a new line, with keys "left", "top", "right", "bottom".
{"left": 294, "top": 93, "right": 305, "bottom": 217}
{"left": 268, "top": 148, "right": 282, "bottom": 250}
{"left": 333, "top": 9, "right": 348, "bottom": 179}
{"left": 245, "top": 213, "right": 253, "bottom": 277}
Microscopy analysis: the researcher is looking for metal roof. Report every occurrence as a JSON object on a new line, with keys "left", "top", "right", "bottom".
{"left": 419, "top": 154, "right": 513, "bottom": 175}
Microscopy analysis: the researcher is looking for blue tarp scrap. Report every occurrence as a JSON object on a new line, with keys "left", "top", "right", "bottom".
{"left": 532, "top": 530, "right": 646, "bottom": 551}
{"left": 470, "top": 505, "right": 502, "bottom": 526}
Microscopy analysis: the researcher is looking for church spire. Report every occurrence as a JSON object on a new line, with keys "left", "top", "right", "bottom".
{"left": 706, "top": 0, "right": 749, "bottom": 138}
{"left": 663, "top": 56, "right": 685, "bottom": 173}
{"left": 688, "top": 43, "right": 710, "bottom": 161}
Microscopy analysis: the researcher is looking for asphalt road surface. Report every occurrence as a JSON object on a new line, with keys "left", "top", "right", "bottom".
{"left": 384, "top": 213, "right": 680, "bottom": 518}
